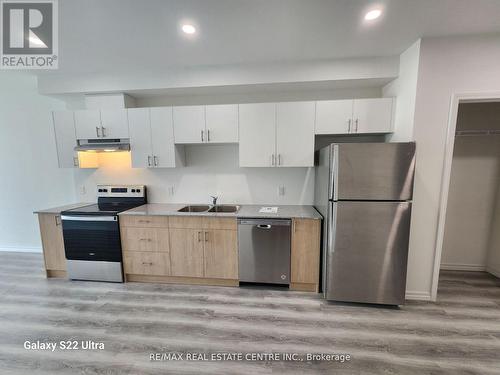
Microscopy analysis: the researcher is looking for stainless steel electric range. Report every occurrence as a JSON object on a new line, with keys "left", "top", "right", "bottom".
{"left": 60, "top": 185, "right": 147, "bottom": 282}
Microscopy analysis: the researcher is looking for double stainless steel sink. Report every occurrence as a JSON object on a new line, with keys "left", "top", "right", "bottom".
{"left": 177, "top": 205, "right": 241, "bottom": 213}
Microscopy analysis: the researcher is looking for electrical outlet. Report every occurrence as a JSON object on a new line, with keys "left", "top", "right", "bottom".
{"left": 80, "top": 185, "right": 86, "bottom": 195}
{"left": 278, "top": 185, "right": 285, "bottom": 196}
{"left": 168, "top": 186, "right": 175, "bottom": 195}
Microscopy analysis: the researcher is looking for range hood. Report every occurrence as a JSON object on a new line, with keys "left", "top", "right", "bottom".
{"left": 75, "top": 139, "right": 130, "bottom": 152}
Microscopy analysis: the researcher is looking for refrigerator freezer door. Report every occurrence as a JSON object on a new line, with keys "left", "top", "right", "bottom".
{"left": 333, "top": 142, "right": 415, "bottom": 201}
{"left": 326, "top": 201, "right": 411, "bottom": 305}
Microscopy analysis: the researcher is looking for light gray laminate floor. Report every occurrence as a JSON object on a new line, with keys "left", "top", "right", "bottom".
{"left": 0, "top": 251, "right": 499, "bottom": 374}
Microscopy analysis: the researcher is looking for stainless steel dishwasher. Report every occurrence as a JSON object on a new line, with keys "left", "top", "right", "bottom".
{"left": 238, "top": 218, "right": 291, "bottom": 285}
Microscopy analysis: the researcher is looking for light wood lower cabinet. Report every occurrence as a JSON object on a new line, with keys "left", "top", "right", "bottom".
{"left": 204, "top": 229, "right": 238, "bottom": 279}
{"left": 37, "top": 213, "right": 67, "bottom": 278}
{"left": 121, "top": 227, "right": 170, "bottom": 253}
{"left": 119, "top": 214, "right": 320, "bottom": 291}
{"left": 123, "top": 251, "right": 170, "bottom": 276}
{"left": 169, "top": 228, "right": 205, "bottom": 278}
{"left": 290, "top": 218, "right": 321, "bottom": 292}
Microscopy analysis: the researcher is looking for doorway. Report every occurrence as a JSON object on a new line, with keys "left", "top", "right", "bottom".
{"left": 438, "top": 102, "right": 500, "bottom": 298}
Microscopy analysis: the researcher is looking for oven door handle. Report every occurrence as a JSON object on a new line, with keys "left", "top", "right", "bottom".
{"left": 61, "top": 215, "right": 117, "bottom": 222}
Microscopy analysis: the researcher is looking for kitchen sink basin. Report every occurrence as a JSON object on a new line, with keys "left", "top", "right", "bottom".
{"left": 208, "top": 205, "right": 241, "bottom": 213}
{"left": 177, "top": 205, "right": 210, "bottom": 213}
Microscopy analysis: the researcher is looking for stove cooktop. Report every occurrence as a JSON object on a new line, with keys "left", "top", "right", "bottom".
{"left": 61, "top": 203, "right": 139, "bottom": 216}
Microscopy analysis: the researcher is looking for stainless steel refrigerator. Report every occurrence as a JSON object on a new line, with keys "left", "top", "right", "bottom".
{"left": 314, "top": 142, "right": 416, "bottom": 305}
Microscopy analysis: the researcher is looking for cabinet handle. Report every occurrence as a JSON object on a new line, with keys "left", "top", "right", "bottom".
{"left": 271, "top": 154, "right": 275, "bottom": 166}
{"left": 198, "top": 231, "right": 202, "bottom": 242}
{"left": 154, "top": 156, "right": 158, "bottom": 166}
{"left": 139, "top": 238, "right": 152, "bottom": 242}
{"left": 138, "top": 220, "right": 151, "bottom": 223}
{"left": 96, "top": 126, "right": 101, "bottom": 137}
{"left": 348, "top": 119, "right": 352, "bottom": 133}
{"left": 207, "top": 129, "right": 210, "bottom": 142}
{"left": 204, "top": 231, "right": 208, "bottom": 242}
{"left": 355, "top": 119, "right": 359, "bottom": 133}
{"left": 201, "top": 130, "right": 204, "bottom": 142}
{"left": 101, "top": 126, "right": 106, "bottom": 137}
{"left": 55, "top": 215, "right": 61, "bottom": 226}
{"left": 147, "top": 156, "right": 152, "bottom": 167}
{"left": 142, "top": 262, "right": 153, "bottom": 266}
{"left": 278, "top": 154, "right": 282, "bottom": 166}
{"left": 73, "top": 156, "right": 79, "bottom": 167}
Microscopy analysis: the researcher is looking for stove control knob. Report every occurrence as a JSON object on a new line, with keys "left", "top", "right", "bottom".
{"left": 136, "top": 189, "right": 141, "bottom": 193}
{"left": 98, "top": 189, "right": 103, "bottom": 192}
{"left": 131, "top": 189, "right": 136, "bottom": 193}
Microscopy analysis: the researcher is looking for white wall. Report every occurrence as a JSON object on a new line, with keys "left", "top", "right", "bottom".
{"left": 486, "top": 182, "right": 500, "bottom": 278}
{"left": 0, "top": 73, "right": 76, "bottom": 252}
{"left": 441, "top": 135, "right": 500, "bottom": 270}
{"left": 74, "top": 145, "right": 314, "bottom": 205}
{"left": 382, "top": 39, "right": 421, "bottom": 141}
{"left": 408, "top": 33, "right": 500, "bottom": 300}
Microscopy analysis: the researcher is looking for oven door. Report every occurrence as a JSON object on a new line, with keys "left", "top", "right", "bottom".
{"left": 61, "top": 215, "right": 123, "bottom": 282}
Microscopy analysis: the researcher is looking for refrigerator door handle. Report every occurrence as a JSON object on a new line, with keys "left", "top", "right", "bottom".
{"left": 324, "top": 201, "right": 337, "bottom": 299}
{"left": 329, "top": 145, "right": 339, "bottom": 201}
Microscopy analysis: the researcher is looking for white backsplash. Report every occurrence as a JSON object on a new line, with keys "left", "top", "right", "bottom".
{"left": 74, "top": 144, "right": 314, "bottom": 205}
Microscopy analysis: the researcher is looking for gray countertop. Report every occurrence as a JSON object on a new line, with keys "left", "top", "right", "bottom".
{"left": 120, "top": 204, "right": 322, "bottom": 220}
{"left": 33, "top": 203, "right": 93, "bottom": 215}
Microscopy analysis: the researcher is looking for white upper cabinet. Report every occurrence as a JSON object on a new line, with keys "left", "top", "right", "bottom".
{"left": 128, "top": 108, "right": 152, "bottom": 168}
{"left": 353, "top": 98, "right": 394, "bottom": 133}
{"left": 314, "top": 98, "right": 393, "bottom": 135}
{"left": 74, "top": 109, "right": 129, "bottom": 139}
{"left": 52, "top": 111, "right": 78, "bottom": 168}
{"left": 173, "top": 105, "right": 206, "bottom": 144}
{"left": 150, "top": 107, "right": 181, "bottom": 168}
{"left": 74, "top": 109, "right": 101, "bottom": 139}
{"left": 100, "top": 109, "right": 129, "bottom": 139}
{"left": 128, "top": 107, "right": 183, "bottom": 168}
{"left": 276, "top": 102, "right": 315, "bottom": 167}
{"left": 205, "top": 104, "right": 238, "bottom": 143}
{"left": 315, "top": 100, "right": 353, "bottom": 134}
{"left": 239, "top": 103, "right": 276, "bottom": 167}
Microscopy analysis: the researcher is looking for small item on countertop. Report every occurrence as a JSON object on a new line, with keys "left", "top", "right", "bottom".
{"left": 259, "top": 207, "right": 278, "bottom": 214}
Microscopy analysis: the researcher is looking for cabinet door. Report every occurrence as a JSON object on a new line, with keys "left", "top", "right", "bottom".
{"left": 128, "top": 108, "right": 152, "bottom": 168}
{"left": 205, "top": 104, "right": 238, "bottom": 143}
{"left": 38, "top": 213, "right": 66, "bottom": 272}
{"left": 150, "top": 107, "right": 177, "bottom": 168}
{"left": 173, "top": 105, "right": 206, "bottom": 144}
{"left": 353, "top": 98, "right": 393, "bottom": 134}
{"left": 169, "top": 228, "right": 204, "bottom": 277}
{"left": 315, "top": 100, "right": 353, "bottom": 134}
{"left": 276, "top": 101, "right": 315, "bottom": 167}
{"left": 100, "top": 109, "right": 129, "bottom": 138}
{"left": 239, "top": 103, "right": 276, "bottom": 167}
{"left": 52, "top": 111, "right": 78, "bottom": 168}
{"left": 74, "top": 110, "right": 101, "bottom": 139}
{"left": 204, "top": 230, "right": 238, "bottom": 279}
{"left": 291, "top": 219, "right": 320, "bottom": 287}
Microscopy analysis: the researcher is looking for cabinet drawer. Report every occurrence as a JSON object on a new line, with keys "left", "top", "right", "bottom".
{"left": 120, "top": 215, "right": 168, "bottom": 228}
{"left": 202, "top": 217, "right": 237, "bottom": 230}
{"left": 169, "top": 216, "right": 204, "bottom": 229}
{"left": 121, "top": 227, "right": 169, "bottom": 252}
{"left": 123, "top": 252, "right": 170, "bottom": 276}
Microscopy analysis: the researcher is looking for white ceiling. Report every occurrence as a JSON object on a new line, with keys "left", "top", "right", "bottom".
{"left": 52, "top": 0, "right": 500, "bottom": 76}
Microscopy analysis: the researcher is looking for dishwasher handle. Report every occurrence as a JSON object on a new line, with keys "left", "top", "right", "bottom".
{"left": 257, "top": 224, "right": 272, "bottom": 229}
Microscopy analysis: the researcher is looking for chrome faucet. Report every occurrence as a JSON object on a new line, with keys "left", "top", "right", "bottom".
{"left": 210, "top": 195, "right": 218, "bottom": 205}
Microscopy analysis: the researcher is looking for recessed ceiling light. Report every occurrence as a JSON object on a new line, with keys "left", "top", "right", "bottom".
{"left": 364, "top": 9, "right": 382, "bottom": 21}
{"left": 182, "top": 24, "right": 196, "bottom": 34}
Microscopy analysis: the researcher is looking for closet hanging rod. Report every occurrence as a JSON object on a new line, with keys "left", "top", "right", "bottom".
{"left": 455, "top": 129, "right": 500, "bottom": 136}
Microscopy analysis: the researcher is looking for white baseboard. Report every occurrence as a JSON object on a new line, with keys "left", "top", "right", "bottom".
{"left": 486, "top": 265, "right": 500, "bottom": 278}
{"left": 0, "top": 246, "right": 42, "bottom": 253}
{"left": 405, "top": 290, "right": 432, "bottom": 301}
{"left": 440, "top": 263, "right": 486, "bottom": 271}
